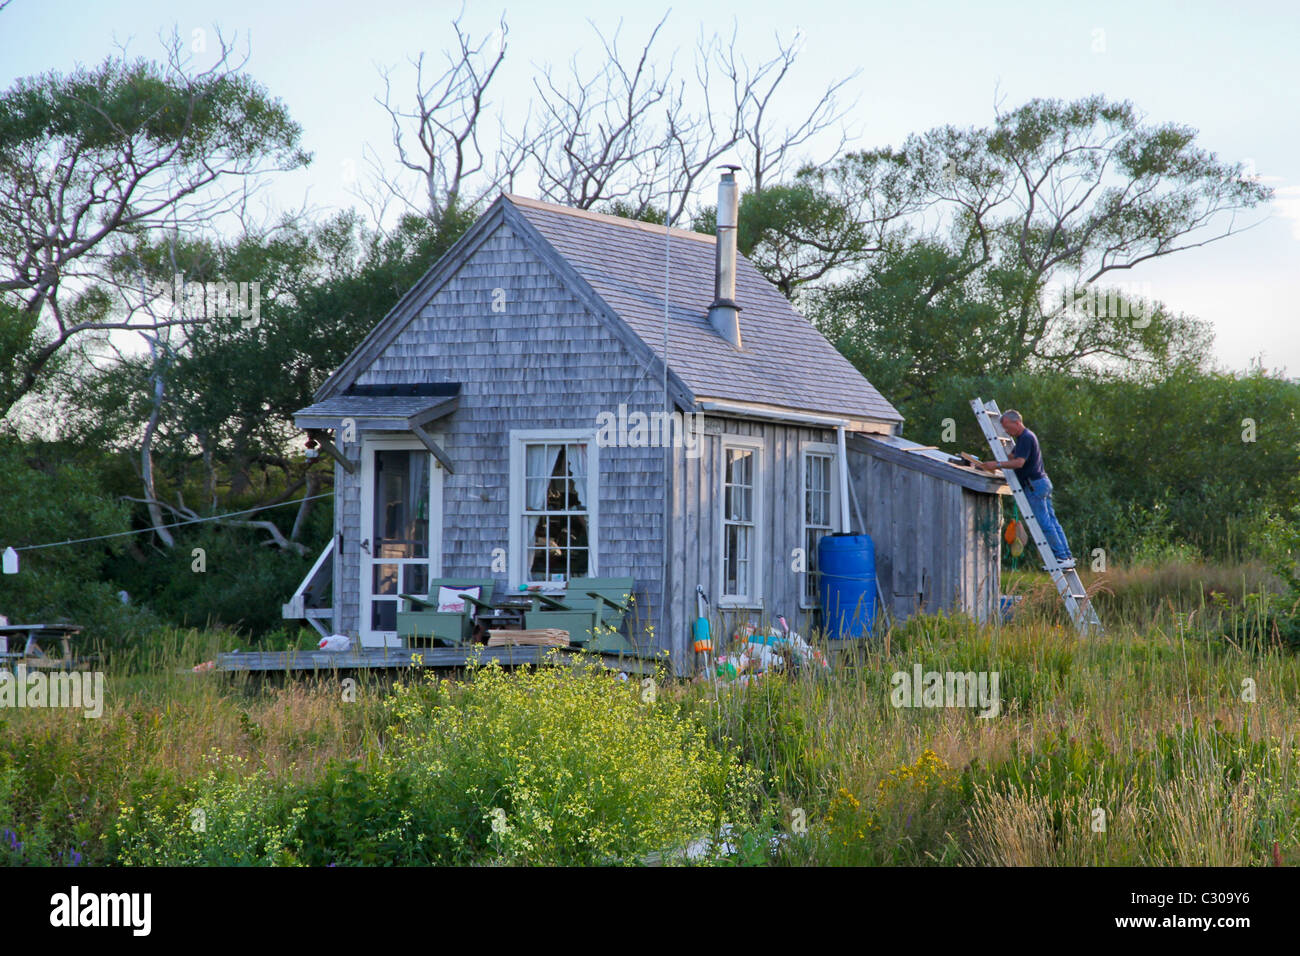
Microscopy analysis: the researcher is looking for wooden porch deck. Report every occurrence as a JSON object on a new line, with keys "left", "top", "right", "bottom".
{"left": 215, "top": 644, "right": 660, "bottom": 675}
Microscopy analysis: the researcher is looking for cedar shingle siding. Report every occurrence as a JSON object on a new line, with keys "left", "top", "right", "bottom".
{"left": 331, "top": 219, "right": 668, "bottom": 643}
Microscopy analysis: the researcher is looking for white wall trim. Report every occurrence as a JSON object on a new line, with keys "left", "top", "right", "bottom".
{"left": 716, "top": 433, "right": 765, "bottom": 608}
{"left": 507, "top": 428, "right": 600, "bottom": 590}
{"left": 800, "top": 440, "right": 839, "bottom": 610}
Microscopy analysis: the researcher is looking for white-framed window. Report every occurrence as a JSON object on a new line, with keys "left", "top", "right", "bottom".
{"left": 508, "top": 430, "right": 599, "bottom": 588}
{"left": 801, "top": 441, "right": 840, "bottom": 607}
{"left": 719, "top": 436, "right": 764, "bottom": 605}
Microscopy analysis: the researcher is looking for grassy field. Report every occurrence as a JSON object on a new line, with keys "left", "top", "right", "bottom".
{"left": 1, "top": 560, "right": 1297, "bottom": 866}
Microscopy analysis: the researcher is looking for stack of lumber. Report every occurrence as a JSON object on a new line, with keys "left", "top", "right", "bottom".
{"left": 486, "top": 628, "right": 570, "bottom": 647}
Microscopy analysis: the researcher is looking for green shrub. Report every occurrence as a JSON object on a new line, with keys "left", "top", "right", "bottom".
{"left": 0, "top": 437, "right": 163, "bottom": 650}
{"left": 1222, "top": 504, "right": 1300, "bottom": 649}
{"left": 288, "top": 762, "right": 431, "bottom": 865}
{"left": 784, "top": 749, "right": 966, "bottom": 866}
{"left": 380, "top": 658, "right": 758, "bottom": 865}
{"left": 113, "top": 754, "right": 303, "bottom": 866}
{"left": 109, "top": 521, "right": 323, "bottom": 637}
{"left": 1127, "top": 498, "right": 1203, "bottom": 567}
{"left": 0, "top": 766, "right": 93, "bottom": 867}
{"left": 912, "top": 368, "right": 1300, "bottom": 564}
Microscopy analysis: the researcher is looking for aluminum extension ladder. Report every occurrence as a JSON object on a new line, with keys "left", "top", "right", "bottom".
{"left": 971, "top": 397, "right": 1103, "bottom": 635}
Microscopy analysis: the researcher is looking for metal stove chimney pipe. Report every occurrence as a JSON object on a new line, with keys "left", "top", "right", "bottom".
{"left": 708, "top": 165, "right": 743, "bottom": 349}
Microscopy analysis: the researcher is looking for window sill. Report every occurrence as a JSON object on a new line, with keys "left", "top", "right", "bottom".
{"left": 717, "top": 600, "right": 764, "bottom": 611}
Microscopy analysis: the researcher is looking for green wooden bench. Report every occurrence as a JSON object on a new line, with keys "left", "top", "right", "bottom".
{"left": 524, "top": 576, "right": 635, "bottom": 651}
{"left": 398, "top": 578, "right": 496, "bottom": 648}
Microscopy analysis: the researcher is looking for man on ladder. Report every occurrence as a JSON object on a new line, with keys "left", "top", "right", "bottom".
{"left": 972, "top": 409, "right": 1075, "bottom": 570}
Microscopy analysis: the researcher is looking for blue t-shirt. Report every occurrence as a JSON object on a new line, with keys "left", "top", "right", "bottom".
{"left": 1011, "top": 428, "right": 1046, "bottom": 485}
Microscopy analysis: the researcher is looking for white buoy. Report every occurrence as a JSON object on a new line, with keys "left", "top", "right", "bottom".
{"left": 2, "top": 547, "right": 17, "bottom": 574}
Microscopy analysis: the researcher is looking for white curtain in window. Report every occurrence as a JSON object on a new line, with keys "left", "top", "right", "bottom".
{"left": 409, "top": 452, "right": 430, "bottom": 524}
{"left": 526, "top": 443, "right": 563, "bottom": 510}
{"left": 567, "top": 443, "right": 588, "bottom": 509}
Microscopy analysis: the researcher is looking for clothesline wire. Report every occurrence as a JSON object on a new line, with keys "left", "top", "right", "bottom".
{"left": 9, "top": 492, "right": 336, "bottom": 552}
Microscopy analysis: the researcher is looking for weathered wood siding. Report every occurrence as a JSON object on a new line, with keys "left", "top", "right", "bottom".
{"left": 663, "top": 415, "right": 838, "bottom": 672}
{"left": 847, "top": 447, "right": 1001, "bottom": 623}
{"left": 960, "top": 490, "right": 1002, "bottom": 623}
{"left": 331, "top": 218, "right": 668, "bottom": 644}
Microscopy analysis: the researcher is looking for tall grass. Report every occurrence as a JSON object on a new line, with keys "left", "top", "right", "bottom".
{"left": 694, "top": 561, "right": 1300, "bottom": 866}
{"left": 0, "top": 628, "right": 390, "bottom": 865}
{"left": 2, "top": 561, "right": 1297, "bottom": 866}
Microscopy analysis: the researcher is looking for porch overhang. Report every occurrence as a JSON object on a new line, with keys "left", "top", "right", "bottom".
{"left": 293, "top": 386, "right": 461, "bottom": 475}
{"left": 293, "top": 393, "right": 459, "bottom": 431}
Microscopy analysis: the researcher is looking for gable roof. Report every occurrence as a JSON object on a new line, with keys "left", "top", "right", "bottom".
{"left": 316, "top": 194, "right": 902, "bottom": 425}
{"left": 506, "top": 196, "right": 901, "bottom": 424}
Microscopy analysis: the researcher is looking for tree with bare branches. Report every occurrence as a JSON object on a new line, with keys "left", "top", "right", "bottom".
{"left": 0, "top": 30, "right": 309, "bottom": 423}
{"left": 367, "top": 11, "right": 515, "bottom": 228}
{"left": 521, "top": 15, "right": 859, "bottom": 224}
{"left": 367, "top": 12, "right": 858, "bottom": 230}
{"left": 522, "top": 14, "right": 675, "bottom": 216}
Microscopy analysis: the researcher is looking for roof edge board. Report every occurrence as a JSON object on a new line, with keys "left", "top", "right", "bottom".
{"left": 696, "top": 396, "right": 898, "bottom": 429}
{"left": 698, "top": 401, "right": 848, "bottom": 428}
{"left": 846, "top": 433, "right": 1008, "bottom": 495}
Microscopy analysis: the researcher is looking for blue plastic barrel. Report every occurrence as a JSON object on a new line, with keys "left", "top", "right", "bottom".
{"left": 818, "top": 533, "right": 877, "bottom": 640}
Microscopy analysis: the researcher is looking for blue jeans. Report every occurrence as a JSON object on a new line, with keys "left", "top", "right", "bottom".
{"left": 1022, "top": 476, "right": 1072, "bottom": 563}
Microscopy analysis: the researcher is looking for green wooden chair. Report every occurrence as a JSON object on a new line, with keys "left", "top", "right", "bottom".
{"left": 524, "top": 576, "right": 635, "bottom": 650}
{"left": 398, "top": 578, "right": 495, "bottom": 648}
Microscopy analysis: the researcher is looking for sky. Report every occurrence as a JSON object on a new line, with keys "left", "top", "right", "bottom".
{"left": 2, "top": 0, "right": 1297, "bottom": 374}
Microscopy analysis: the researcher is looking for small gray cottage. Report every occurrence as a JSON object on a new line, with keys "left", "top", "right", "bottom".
{"left": 283, "top": 173, "right": 1006, "bottom": 672}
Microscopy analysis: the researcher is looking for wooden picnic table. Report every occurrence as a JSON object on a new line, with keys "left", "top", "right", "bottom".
{"left": 0, "top": 623, "right": 85, "bottom": 667}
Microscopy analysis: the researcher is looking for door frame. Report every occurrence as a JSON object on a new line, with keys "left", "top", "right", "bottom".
{"left": 358, "top": 434, "right": 444, "bottom": 648}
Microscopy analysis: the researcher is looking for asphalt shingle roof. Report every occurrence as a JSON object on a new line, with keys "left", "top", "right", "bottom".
{"left": 507, "top": 196, "right": 902, "bottom": 424}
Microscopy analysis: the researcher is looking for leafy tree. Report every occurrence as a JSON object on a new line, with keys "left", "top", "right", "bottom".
{"left": 0, "top": 33, "right": 309, "bottom": 422}
{"left": 62, "top": 207, "right": 475, "bottom": 541}
{"left": 910, "top": 367, "right": 1300, "bottom": 563}
{"left": 753, "top": 95, "right": 1268, "bottom": 386}
{"left": 810, "top": 238, "right": 1216, "bottom": 411}
{"left": 737, "top": 153, "right": 923, "bottom": 295}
